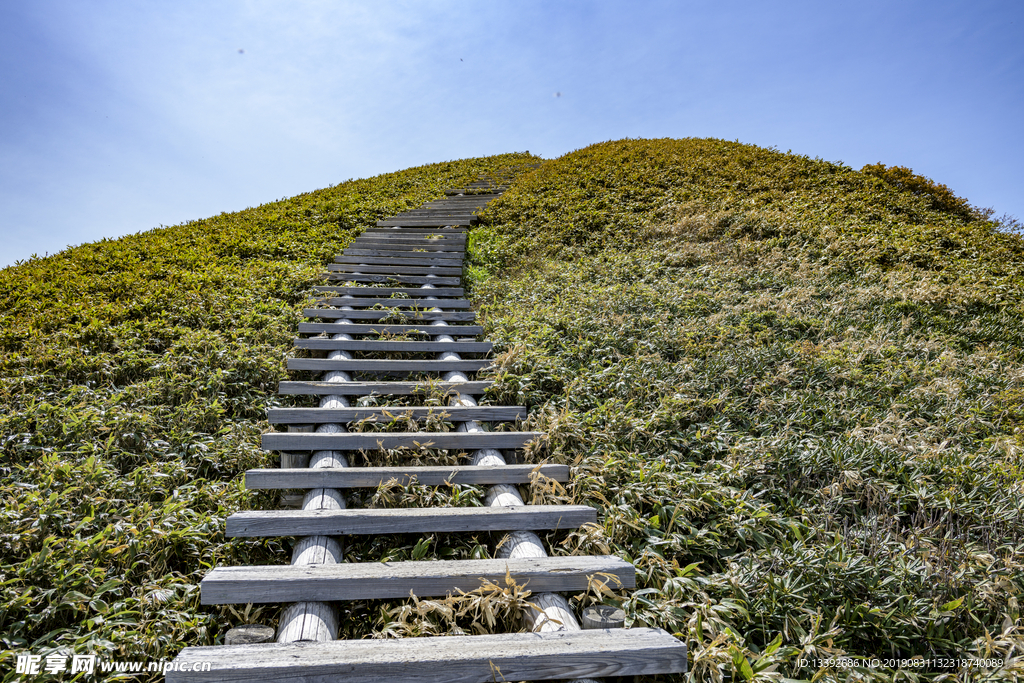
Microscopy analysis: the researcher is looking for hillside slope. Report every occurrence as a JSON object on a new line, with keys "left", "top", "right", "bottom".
{"left": 0, "top": 153, "right": 539, "bottom": 677}
{"left": 469, "top": 139, "right": 1024, "bottom": 680}
{"left": 2, "top": 139, "right": 1022, "bottom": 681}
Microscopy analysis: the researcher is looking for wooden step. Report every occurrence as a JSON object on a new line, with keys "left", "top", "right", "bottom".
{"left": 335, "top": 255, "right": 464, "bottom": 268}
{"left": 446, "top": 189, "right": 503, "bottom": 196}
{"left": 268, "top": 404, "right": 520, "bottom": 424}
{"left": 285, "top": 359, "right": 491, "bottom": 375}
{"left": 423, "top": 198, "right": 493, "bottom": 204}
{"left": 323, "top": 274, "right": 462, "bottom": 285}
{"left": 354, "top": 231, "right": 468, "bottom": 238}
{"left": 226, "top": 504, "right": 595, "bottom": 537}
{"left": 405, "top": 202, "right": 488, "bottom": 208}
{"left": 363, "top": 227, "right": 468, "bottom": 234}
{"left": 302, "top": 309, "right": 476, "bottom": 321}
{"left": 245, "top": 462, "right": 565, "bottom": 488}
{"left": 262, "top": 430, "right": 538, "bottom": 451}
{"left": 311, "top": 286, "right": 464, "bottom": 296}
{"left": 297, "top": 322, "right": 483, "bottom": 335}
{"left": 168, "top": 628, "right": 687, "bottom": 682}
{"left": 377, "top": 219, "right": 477, "bottom": 227}
{"left": 342, "top": 247, "right": 465, "bottom": 257}
{"left": 327, "top": 263, "right": 463, "bottom": 276}
{"left": 347, "top": 241, "right": 466, "bottom": 251}
{"left": 278, "top": 380, "right": 492, "bottom": 396}
{"left": 307, "top": 298, "right": 472, "bottom": 309}
{"left": 342, "top": 249, "right": 464, "bottom": 258}
{"left": 293, "top": 338, "right": 488, "bottom": 351}
{"left": 394, "top": 210, "right": 481, "bottom": 216}
{"left": 201, "top": 555, "right": 633, "bottom": 604}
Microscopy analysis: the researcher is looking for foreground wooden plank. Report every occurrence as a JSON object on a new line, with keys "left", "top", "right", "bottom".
{"left": 307, "top": 298, "right": 472, "bottom": 309}
{"left": 327, "top": 263, "right": 463, "bottom": 276}
{"left": 201, "top": 555, "right": 633, "bottom": 604}
{"left": 167, "top": 628, "right": 687, "bottom": 682}
{"left": 285, "top": 358, "right": 491, "bottom": 373}
{"left": 277, "top": 380, "right": 492, "bottom": 395}
{"left": 334, "top": 255, "right": 464, "bottom": 267}
{"left": 245, "top": 463, "right": 567, "bottom": 489}
{"left": 340, "top": 249, "right": 465, "bottom": 259}
{"left": 346, "top": 241, "right": 466, "bottom": 251}
{"left": 226, "top": 504, "right": 596, "bottom": 537}
{"left": 363, "top": 227, "right": 468, "bottom": 234}
{"left": 310, "top": 286, "right": 465, "bottom": 296}
{"left": 377, "top": 218, "right": 477, "bottom": 226}
{"left": 301, "top": 309, "right": 476, "bottom": 321}
{"left": 267, "top": 404, "right": 519, "bottom": 423}
{"left": 261, "top": 430, "right": 541, "bottom": 451}
{"left": 293, "top": 339, "right": 486, "bottom": 352}
{"left": 323, "top": 274, "right": 461, "bottom": 285}
{"left": 297, "top": 323, "right": 481, "bottom": 335}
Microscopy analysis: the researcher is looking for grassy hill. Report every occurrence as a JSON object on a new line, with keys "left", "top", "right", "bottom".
{"left": 2, "top": 140, "right": 1022, "bottom": 681}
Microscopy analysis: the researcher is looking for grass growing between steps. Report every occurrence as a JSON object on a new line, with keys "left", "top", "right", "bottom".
{"left": 0, "top": 152, "right": 539, "bottom": 680}
{"left": 467, "top": 139, "right": 1024, "bottom": 682}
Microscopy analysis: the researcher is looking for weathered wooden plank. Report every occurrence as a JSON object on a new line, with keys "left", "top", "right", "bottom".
{"left": 201, "top": 555, "right": 633, "bottom": 604}
{"left": 341, "top": 248, "right": 464, "bottom": 258}
{"left": 307, "top": 298, "right": 472, "bottom": 309}
{"left": 422, "top": 198, "right": 493, "bottom": 204}
{"left": 268, "top": 404, "right": 519, "bottom": 424}
{"left": 285, "top": 359, "right": 491, "bottom": 375}
{"left": 262, "top": 430, "right": 536, "bottom": 452}
{"left": 226, "top": 504, "right": 596, "bottom": 537}
{"left": 297, "top": 322, "right": 482, "bottom": 335}
{"left": 323, "top": 274, "right": 461, "bottom": 285}
{"left": 327, "top": 263, "right": 463, "bottom": 276}
{"left": 167, "top": 628, "right": 687, "bottom": 682}
{"left": 278, "top": 380, "right": 492, "bottom": 395}
{"left": 327, "top": 264, "right": 460, "bottom": 276}
{"left": 339, "top": 249, "right": 464, "bottom": 260}
{"left": 388, "top": 214, "right": 479, "bottom": 221}
{"left": 335, "top": 256, "right": 464, "bottom": 268}
{"left": 311, "top": 286, "right": 465, "bottom": 296}
{"left": 355, "top": 232, "right": 467, "bottom": 240}
{"left": 362, "top": 227, "right": 468, "bottom": 234}
{"left": 393, "top": 210, "right": 481, "bottom": 216}
{"left": 293, "top": 338, "right": 488, "bottom": 351}
{"left": 341, "top": 249, "right": 464, "bottom": 259}
{"left": 245, "top": 463, "right": 566, "bottom": 489}
{"left": 377, "top": 219, "right": 477, "bottom": 227}
{"left": 347, "top": 241, "right": 466, "bottom": 251}
{"left": 302, "top": 309, "right": 476, "bottom": 321}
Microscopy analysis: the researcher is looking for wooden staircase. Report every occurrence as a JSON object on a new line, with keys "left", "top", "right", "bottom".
{"left": 168, "top": 176, "right": 688, "bottom": 681}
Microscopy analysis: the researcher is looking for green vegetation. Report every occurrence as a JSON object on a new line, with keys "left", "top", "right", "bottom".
{"left": 0, "top": 153, "right": 539, "bottom": 681}
{"left": 2, "top": 139, "right": 1022, "bottom": 682}
{"left": 469, "top": 139, "right": 1024, "bottom": 681}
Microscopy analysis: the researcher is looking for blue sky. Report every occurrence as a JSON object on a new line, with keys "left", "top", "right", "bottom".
{"left": 2, "top": 1, "right": 1021, "bottom": 268}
